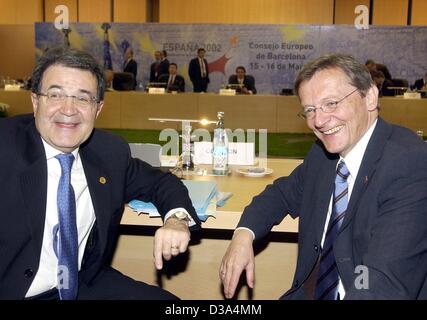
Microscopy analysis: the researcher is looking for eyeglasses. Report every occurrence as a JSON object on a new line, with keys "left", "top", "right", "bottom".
{"left": 37, "top": 88, "right": 98, "bottom": 108}
{"left": 298, "top": 88, "right": 359, "bottom": 120}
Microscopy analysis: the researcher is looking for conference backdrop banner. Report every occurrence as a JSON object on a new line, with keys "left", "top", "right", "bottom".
{"left": 35, "top": 23, "right": 427, "bottom": 94}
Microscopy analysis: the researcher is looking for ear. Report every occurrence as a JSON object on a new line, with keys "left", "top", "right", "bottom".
{"left": 30, "top": 93, "right": 39, "bottom": 116}
{"left": 365, "top": 85, "right": 379, "bottom": 112}
{"left": 95, "top": 101, "right": 104, "bottom": 118}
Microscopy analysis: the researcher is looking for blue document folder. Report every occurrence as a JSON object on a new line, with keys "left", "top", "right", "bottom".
{"left": 129, "top": 180, "right": 218, "bottom": 221}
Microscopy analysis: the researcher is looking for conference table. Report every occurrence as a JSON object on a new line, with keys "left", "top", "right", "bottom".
{"left": 113, "top": 158, "right": 302, "bottom": 300}
{"left": 2, "top": 89, "right": 427, "bottom": 134}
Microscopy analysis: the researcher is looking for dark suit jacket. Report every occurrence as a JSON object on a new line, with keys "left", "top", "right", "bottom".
{"left": 158, "top": 59, "right": 170, "bottom": 79}
{"left": 123, "top": 58, "right": 137, "bottom": 89}
{"left": 413, "top": 78, "right": 426, "bottom": 90}
{"left": 238, "top": 118, "right": 427, "bottom": 299}
{"left": 0, "top": 114, "right": 201, "bottom": 299}
{"left": 228, "top": 75, "right": 257, "bottom": 94}
{"left": 376, "top": 64, "right": 392, "bottom": 80}
{"left": 188, "top": 57, "right": 210, "bottom": 84}
{"left": 150, "top": 61, "right": 161, "bottom": 82}
{"left": 158, "top": 74, "right": 185, "bottom": 92}
{"left": 379, "top": 78, "right": 395, "bottom": 97}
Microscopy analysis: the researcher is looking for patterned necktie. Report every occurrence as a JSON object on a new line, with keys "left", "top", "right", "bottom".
{"left": 200, "top": 59, "right": 206, "bottom": 77}
{"left": 315, "top": 161, "right": 350, "bottom": 300}
{"left": 55, "top": 153, "right": 78, "bottom": 300}
{"left": 168, "top": 75, "right": 174, "bottom": 88}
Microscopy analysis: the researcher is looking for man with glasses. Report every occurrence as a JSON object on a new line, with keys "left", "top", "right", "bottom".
{"left": 220, "top": 54, "right": 427, "bottom": 299}
{"left": 0, "top": 47, "right": 201, "bottom": 299}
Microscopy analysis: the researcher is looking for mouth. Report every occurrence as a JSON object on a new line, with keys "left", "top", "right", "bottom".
{"left": 322, "top": 125, "right": 344, "bottom": 135}
{"left": 55, "top": 121, "right": 79, "bottom": 129}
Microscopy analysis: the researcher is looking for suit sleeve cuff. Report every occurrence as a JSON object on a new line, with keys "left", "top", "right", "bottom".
{"left": 164, "top": 208, "right": 196, "bottom": 227}
{"left": 234, "top": 227, "right": 255, "bottom": 240}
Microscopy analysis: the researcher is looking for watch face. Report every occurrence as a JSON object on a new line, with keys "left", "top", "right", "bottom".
{"left": 174, "top": 211, "right": 189, "bottom": 220}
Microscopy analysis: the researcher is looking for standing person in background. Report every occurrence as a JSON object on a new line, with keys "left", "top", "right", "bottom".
{"left": 149, "top": 50, "right": 162, "bottom": 83}
{"left": 189, "top": 48, "right": 209, "bottom": 92}
{"left": 123, "top": 47, "right": 137, "bottom": 90}
{"left": 158, "top": 50, "right": 170, "bottom": 80}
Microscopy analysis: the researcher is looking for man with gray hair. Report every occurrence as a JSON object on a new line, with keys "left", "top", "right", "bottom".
{"left": 220, "top": 54, "right": 427, "bottom": 300}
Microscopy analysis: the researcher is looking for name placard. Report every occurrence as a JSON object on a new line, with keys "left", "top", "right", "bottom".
{"left": 219, "top": 88, "right": 236, "bottom": 96}
{"left": 193, "top": 142, "right": 255, "bottom": 165}
{"left": 148, "top": 87, "right": 165, "bottom": 94}
{"left": 4, "top": 84, "right": 21, "bottom": 91}
{"left": 403, "top": 92, "right": 421, "bottom": 99}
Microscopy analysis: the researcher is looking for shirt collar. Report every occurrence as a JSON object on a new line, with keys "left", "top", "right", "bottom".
{"left": 340, "top": 118, "right": 378, "bottom": 179}
{"left": 41, "top": 137, "right": 80, "bottom": 162}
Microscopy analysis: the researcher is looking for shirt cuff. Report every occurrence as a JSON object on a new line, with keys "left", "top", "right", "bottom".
{"left": 164, "top": 208, "right": 196, "bottom": 227}
{"left": 234, "top": 227, "right": 255, "bottom": 240}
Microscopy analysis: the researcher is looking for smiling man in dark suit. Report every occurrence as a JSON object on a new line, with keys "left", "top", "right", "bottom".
{"left": 0, "top": 47, "right": 201, "bottom": 300}
{"left": 220, "top": 54, "right": 427, "bottom": 300}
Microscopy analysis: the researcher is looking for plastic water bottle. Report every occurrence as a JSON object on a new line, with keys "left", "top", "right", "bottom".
{"left": 213, "top": 111, "right": 229, "bottom": 175}
{"left": 182, "top": 125, "right": 194, "bottom": 169}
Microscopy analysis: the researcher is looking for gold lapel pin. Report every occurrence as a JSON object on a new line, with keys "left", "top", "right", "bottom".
{"left": 99, "top": 176, "right": 107, "bottom": 184}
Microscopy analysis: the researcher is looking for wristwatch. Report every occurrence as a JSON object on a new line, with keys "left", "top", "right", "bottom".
{"left": 170, "top": 211, "right": 191, "bottom": 222}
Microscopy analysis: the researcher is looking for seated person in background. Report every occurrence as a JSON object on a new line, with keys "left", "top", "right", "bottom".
{"left": 412, "top": 72, "right": 427, "bottom": 90}
{"left": 366, "top": 60, "right": 392, "bottom": 81}
{"left": 376, "top": 63, "right": 392, "bottom": 81}
{"left": 158, "top": 63, "right": 185, "bottom": 92}
{"left": 371, "top": 70, "right": 394, "bottom": 96}
{"left": 365, "top": 59, "right": 377, "bottom": 73}
{"left": 228, "top": 66, "right": 257, "bottom": 94}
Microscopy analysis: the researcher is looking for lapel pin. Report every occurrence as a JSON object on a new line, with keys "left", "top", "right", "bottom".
{"left": 364, "top": 176, "right": 368, "bottom": 184}
{"left": 99, "top": 176, "right": 107, "bottom": 184}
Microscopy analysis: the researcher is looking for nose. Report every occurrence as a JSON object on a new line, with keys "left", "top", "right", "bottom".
{"left": 312, "top": 108, "right": 331, "bottom": 128}
{"left": 60, "top": 96, "right": 78, "bottom": 115}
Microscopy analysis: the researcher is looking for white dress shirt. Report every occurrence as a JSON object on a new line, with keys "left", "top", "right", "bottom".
{"left": 26, "top": 139, "right": 194, "bottom": 297}
{"left": 236, "top": 119, "right": 378, "bottom": 299}
{"left": 199, "top": 58, "right": 206, "bottom": 77}
{"left": 321, "top": 119, "right": 377, "bottom": 299}
{"left": 26, "top": 139, "right": 96, "bottom": 297}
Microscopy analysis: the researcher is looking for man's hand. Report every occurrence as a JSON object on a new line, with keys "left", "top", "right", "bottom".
{"left": 219, "top": 229, "right": 255, "bottom": 299}
{"left": 153, "top": 217, "right": 191, "bottom": 270}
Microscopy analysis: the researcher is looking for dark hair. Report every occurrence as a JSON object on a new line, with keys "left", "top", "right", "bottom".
{"left": 169, "top": 62, "right": 178, "bottom": 68}
{"left": 162, "top": 50, "right": 167, "bottom": 57}
{"left": 197, "top": 48, "right": 205, "bottom": 54}
{"left": 294, "top": 54, "right": 374, "bottom": 97}
{"left": 370, "top": 70, "right": 385, "bottom": 79}
{"left": 365, "top": 59, "right": 376, "bottom": 66}
{"left": 31, "top": 47, "right": 105, "bottom": 101}
{"left": 235, "top": 66, "right": 246, "bottom": 73}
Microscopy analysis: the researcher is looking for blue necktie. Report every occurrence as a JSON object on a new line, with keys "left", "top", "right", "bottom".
{"left": 315, "top": 161, "right": 350, "bottom": 300}
{"left": 55, "top": 153, "right": 78, "bottom": 300}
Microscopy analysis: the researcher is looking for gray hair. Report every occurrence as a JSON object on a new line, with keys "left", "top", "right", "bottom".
{"left": 294, "top": 54, "right": 374, "bottom": 98}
